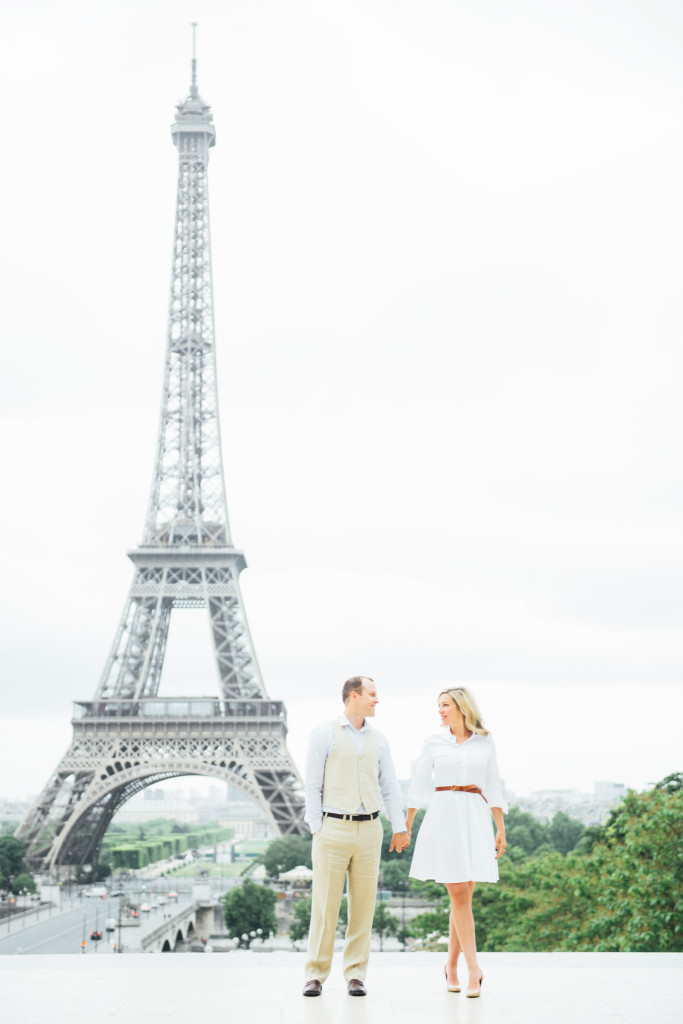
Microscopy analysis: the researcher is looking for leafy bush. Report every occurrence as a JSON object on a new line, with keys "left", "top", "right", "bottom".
{"left": 261, "top": 835, "right": 312, "bottom": 878}
{"left": 472, "top": 780, "right": 682, "bottom": 952}
{"left": 222, "top": 878, "right": 277, "bottom": 947}
{"left": 289, "top": 895, "right": 312, "bottom": 942}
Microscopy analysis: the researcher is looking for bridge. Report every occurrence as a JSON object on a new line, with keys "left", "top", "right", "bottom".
{"left": 131, "top": 878, "right": 217, "bottom": 953}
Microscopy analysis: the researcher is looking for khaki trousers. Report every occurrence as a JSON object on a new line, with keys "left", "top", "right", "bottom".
{"left": 305, "top": 815, "right": 383, "bottom": 983}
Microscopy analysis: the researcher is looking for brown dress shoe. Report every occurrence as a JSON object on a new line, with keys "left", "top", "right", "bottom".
{"left": 302, "top": 980, "right": 322, "bottom": 997}
{"left": 347, "top": 979, "right": 367, "bottom": 996}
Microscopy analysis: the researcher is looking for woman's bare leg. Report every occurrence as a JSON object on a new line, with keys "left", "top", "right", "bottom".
{"left": 446, "top": 881, "right": 479, "bottom": 992}
{"left": 445, "top": 881, "right": 474, "bottom": 985}
{"left": 446, "top": 907, "right": 461, "bottom": 986}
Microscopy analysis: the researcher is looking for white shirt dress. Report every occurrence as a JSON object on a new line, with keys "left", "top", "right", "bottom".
{"left": 407, "top": 729, "right": 508, "bottom": 884}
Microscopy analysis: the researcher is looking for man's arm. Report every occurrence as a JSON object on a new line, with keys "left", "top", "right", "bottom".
{"left": 377, "top": 734, "right": 409, "bottom": 852}
{"left": 303, "top": 723, "right": 333, "bottom": 834}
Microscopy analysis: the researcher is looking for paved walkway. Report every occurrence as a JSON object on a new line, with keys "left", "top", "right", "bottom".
{"left": 1, "top": 951, "right": 681, "bottom": 1023}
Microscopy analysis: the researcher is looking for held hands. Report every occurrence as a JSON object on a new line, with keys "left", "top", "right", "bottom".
{"left": 389, "top": 831, "right": 411, "bottom": 854}
{"left": 495, "top": 830, "right": 507, "bottom": 859}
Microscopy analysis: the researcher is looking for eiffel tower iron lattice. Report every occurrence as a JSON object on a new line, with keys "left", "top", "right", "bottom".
{"left": 17, "top": 46, "right": 306, "bottom": 874}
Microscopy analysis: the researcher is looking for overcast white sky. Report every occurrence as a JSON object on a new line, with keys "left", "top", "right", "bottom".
{"left": 1, "top": 0, "right": 681, "bottom": 806}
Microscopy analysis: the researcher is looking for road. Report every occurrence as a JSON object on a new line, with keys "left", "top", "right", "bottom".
{"left": 0, "top": 877, "right": 200, "bottom": 956}
{"left": 0, "top": 901, "right": 120, "bottom": 956}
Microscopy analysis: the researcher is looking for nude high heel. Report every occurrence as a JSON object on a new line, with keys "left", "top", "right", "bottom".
{"left": 466, "top": 970, "right": 483, "bottom": 998}
{"left": 444, "top": 964, "right": 460, "bottom": 993}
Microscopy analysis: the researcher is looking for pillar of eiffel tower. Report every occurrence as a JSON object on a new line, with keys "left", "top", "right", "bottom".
{"left": 17, "top": 40, "right": 306, "bottom": 874}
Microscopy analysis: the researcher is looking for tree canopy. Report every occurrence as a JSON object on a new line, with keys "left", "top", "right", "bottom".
{"left": 372, "top": 902, "right": 399, "bottom": 949}
{"left": 289, "top": 896, "right": 312, "bottom": 943}
{"left": 473, "top": 781, "right": 683, "bottom": 951}
{"left": 222, "top": 879, "right": 277, "bottom": 947}
{"left": 261, "top": 835, "right": 312, "bottom": 879}
{"left": 0, "top": 836, "right": 27, "bottom": 889}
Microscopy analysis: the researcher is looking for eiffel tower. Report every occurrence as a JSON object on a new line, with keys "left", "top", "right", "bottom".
{"left": 17, "top": 38, "right": 306, "bottom": 874}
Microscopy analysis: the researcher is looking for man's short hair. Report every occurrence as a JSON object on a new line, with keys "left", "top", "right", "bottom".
{"left": 342, "top": 676, "right": 372, "bottom": 703}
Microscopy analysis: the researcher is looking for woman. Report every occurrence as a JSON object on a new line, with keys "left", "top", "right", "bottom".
{"left": 405, "top": 687, "right": 507, "bottom": 998}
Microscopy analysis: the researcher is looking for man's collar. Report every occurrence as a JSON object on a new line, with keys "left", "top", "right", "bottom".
{"left": 339, "top": 712, "right": 367, "bottom": 733}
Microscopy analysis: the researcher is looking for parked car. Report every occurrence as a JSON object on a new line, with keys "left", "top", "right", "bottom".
{"left": 86, "top": 886, "right": 107, "bottom": 899}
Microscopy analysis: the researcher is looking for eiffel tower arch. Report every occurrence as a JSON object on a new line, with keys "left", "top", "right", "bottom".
{"left": 17, "top": 40, "right": 306, "bottom": 874}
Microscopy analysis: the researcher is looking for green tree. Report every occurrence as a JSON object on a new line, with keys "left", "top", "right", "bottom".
{"left": 505, "top": 807, "right": 550, "bottom": 856}
{"left": 261, "top": 836, "right": 312, "bottom": 878}
{"left": 576, "top": 786, "right": 683, "bottom": 951}
{"left": 289, "top": 896, "right": 312, "bottom": 943}
{"left": 474, "top": 851, "right": 591, "bottom": 951}
{"left": 654, "top": 772, "right": 683, "bottom": 794}
{"left": 289, "top": 894, "right": 349, "bottom": 943}
{"left": 473, "top": 780, "right": 683, "bottom": 953}
{"left": 13, "top": 872, "right": 36, "bottom": 893}
{"left": 372, "top": 902, "right": 399, "bottom": 950}
{"left": 223, "top": 879, "right": 277, "bottom": 947}
{"left": 409, "top": 907, "right": 450, "bottom": 943}
{"left": 548, "top": 811, "right": 585, "bottom": 856}
{"left": 408, "top": 878, "right": 445, "bottom": 902}
{"left": 573, "top": 825, "right": 603, "bottom": 855}
{"left": 380, "top": 858, "right": 410, "bottom": 892}
{"left": 93, "top": 861, "right": 112, "bottom": 882}
{"left": 0, "top": 836, "right": 27, "bottom": 888}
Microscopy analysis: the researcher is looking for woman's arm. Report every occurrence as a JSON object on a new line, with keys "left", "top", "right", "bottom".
{"left": 405, "top": 738, "right": 434, "bottom": 811}
{"left": 491, "top": 805, "right": 506, "bottom": 859}
{"left": 406, "top": 806, "right": 418, "bottom": 838}
{"left": 482, "top": 737, "right": 508, "bottom": 812}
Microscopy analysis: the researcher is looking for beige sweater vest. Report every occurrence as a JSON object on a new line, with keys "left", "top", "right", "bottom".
{"left": 322, "top": 720, "right": 382, "bottom": 813}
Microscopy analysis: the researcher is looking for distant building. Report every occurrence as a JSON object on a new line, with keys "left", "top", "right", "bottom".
{"left": 0, "top": 798, "right": 31, "bottom": 824}
{"left": 594, "top": 781, "right": 627, "bottom": 804}
{"left": 110, "top": 784, "right": 274, "bottom": 838}
{"left": 0, "top": 794, "right": 31, "bottom": 827}
{"left": 506, "top": 781, "right": 627, "bottom": 826}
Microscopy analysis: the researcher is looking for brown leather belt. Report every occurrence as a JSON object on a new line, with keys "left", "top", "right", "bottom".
{"left": 435, "top": 784, "right": 487, "bottom": 803}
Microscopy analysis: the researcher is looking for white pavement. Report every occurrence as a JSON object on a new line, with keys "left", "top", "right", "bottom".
{"left": 0, "top": 951, "right": 681, "bottom": 1024}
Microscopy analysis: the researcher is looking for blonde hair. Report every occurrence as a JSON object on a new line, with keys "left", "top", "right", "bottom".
{"left": 438, "top": 686, "right": 489, "bottom": 736}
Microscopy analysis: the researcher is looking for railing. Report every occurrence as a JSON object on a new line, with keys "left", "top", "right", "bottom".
{"left": 72, "top": 699, "right": 287, "bottom": 723}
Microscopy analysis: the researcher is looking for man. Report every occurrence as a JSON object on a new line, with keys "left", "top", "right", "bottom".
{"left": 302, "top": 675, "right": 409, "bottom": 997}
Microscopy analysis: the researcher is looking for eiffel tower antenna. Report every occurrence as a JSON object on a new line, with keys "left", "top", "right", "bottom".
{"left": 17, "top": 43, "right": 306, "bottom": 874}
{"left": 190, "top": 22, "right": 198, "bottom": 99}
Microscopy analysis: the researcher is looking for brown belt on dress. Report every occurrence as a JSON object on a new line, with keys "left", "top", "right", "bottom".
{"left": 435, "top": 784, "right": 487, "bottom": 803}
